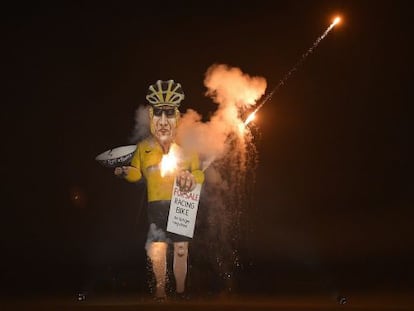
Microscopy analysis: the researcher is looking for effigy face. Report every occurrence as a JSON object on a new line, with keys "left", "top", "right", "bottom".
{"left": 151, "top": 105, "right": 178, "bottom": 145}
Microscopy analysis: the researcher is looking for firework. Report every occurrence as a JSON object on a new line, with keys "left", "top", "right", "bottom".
{"left": 245, "top": 16, "right": 341, "bottom": 125}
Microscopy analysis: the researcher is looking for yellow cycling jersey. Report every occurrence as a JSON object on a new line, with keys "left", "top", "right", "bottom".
{"left": 125, "top": 138, "right": 204, "bottom": 202}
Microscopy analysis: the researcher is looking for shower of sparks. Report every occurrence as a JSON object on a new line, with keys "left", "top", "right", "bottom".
{"left": 244, "top": 16, "right": 342, "bottom": 126}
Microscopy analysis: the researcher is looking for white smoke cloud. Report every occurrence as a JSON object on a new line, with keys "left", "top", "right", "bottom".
{"left": 181, "top": 64, "right": 266, "bottom": 291}
{"left": 129, "top": 105, "right": 150, "bottom": 144}
{"left": 177, "top": 64, "right": 266, "bottom": 166}
{"left": 204, "top": 64, "right": 267, "bottom": 109}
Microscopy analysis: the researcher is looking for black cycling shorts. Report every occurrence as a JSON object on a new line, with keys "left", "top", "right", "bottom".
{"left": 145, "top": 200, "right": 190, "bottom": 250}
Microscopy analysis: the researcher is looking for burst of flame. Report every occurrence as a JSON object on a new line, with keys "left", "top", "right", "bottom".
{"left": 160, "top": 144, "right": 179, "bottom": 177}
{"left": 244, "top": 110, "right": 257, "bottom": 126}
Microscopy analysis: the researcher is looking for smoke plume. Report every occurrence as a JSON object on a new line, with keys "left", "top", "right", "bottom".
{"left": 177, "top": 64, "right": 266, "bottom": 294}
{"left": 129, "top": 105, "right": 150, "bottom": 144}
{"left": 176, "top": 63, "right": 266, "bottom": 166}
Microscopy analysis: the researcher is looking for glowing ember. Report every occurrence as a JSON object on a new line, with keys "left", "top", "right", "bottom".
{"left": 160, "top": 144, "right": 179, "bottom": 177}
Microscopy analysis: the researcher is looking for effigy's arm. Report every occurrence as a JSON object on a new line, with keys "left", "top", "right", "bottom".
{"left": 190, "top": 152, "right": 205, "bottom": 184}
{"left": 125, "top": 145, "right": 142, "bottom": 182}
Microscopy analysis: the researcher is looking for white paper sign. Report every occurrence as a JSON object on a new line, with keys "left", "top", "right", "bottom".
{"left": 167, "top": 179, "right": 202, "bottom": 238}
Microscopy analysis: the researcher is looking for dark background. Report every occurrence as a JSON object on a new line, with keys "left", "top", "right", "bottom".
{"left": 2, "top": 0, "right": 413, "bottom": 299}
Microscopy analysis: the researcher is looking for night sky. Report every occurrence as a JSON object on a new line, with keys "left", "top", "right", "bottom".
{"left": 3, "top": 1, "right": 413, "bottom": 298}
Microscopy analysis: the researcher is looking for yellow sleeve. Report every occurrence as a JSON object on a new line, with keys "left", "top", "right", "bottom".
{"left": 192, "top": 170, "right": 205, "bottom": 184}
{"left": 190, "top": 153, "right": 205, "bottom": 184}
{"left": 125, "top": 144, "right": 142, "bottom": 182}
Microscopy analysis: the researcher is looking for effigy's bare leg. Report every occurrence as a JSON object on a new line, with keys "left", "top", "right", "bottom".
{"left": 173, "top": 242, "right": 189, "bottom": 293}
{"left": 147, "top": 242, "right": 168, "bottom": 298}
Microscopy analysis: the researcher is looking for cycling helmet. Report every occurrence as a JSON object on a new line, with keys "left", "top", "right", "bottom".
{"left": 146, "top": 80, "right": 185, "bottom": 107}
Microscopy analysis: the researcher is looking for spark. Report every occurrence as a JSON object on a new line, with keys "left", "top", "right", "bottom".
{"left": 160, "top": 144, "right": 179, "bottom": 177}
{"left": 333, "top": 16, "right": 341, "bottom": 25}
{"left": 244, "top": 107, "right": 258, "bottom": 125}
{"left": 244, "top": 16, "right": 342, "bottom": 125}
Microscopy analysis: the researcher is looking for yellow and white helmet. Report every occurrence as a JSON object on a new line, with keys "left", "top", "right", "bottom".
{"left": 146, "top": 80, "right": 185, "bottom": 107}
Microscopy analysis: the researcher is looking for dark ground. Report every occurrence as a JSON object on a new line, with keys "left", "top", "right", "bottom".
{"left": 2, "top": 291, "right": 414, "bottom": 311}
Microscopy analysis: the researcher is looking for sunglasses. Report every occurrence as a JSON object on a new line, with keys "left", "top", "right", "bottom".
{"left": 153, "top": 107, "right": 176, "bottom": 117}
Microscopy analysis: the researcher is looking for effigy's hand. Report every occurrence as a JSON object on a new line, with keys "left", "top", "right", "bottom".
{"left": 114, "top": 166, "right": 130, "bottom": 177}
{"left": 177, "top": 170, "right": 196, "bottom": 192}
